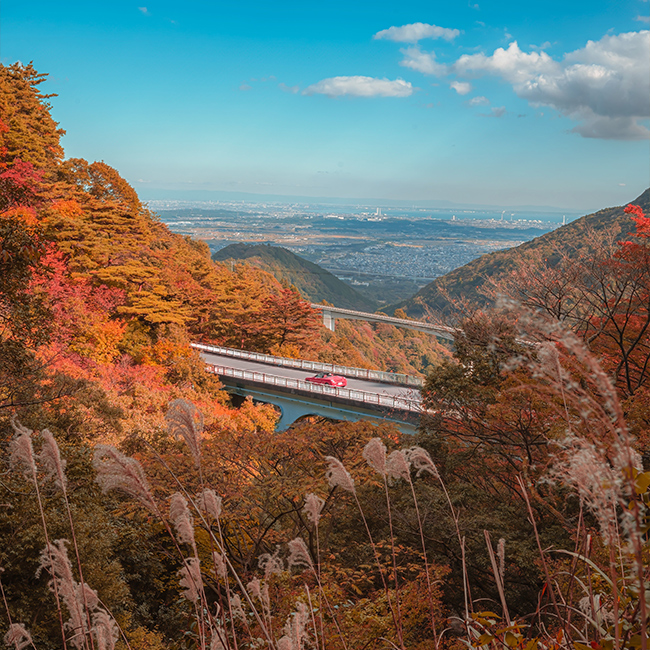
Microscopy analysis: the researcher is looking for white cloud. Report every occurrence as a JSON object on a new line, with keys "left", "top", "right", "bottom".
{"left": 453, "top": 41, "right": 558, "bottom": 84}
{"left": 279, "top": 82, "right": 299, "bottom": 94}
{"left": 635, "top": 14, "right": 650, "bottom": 23}
{"left": 303, "top": 76, "right": 415, "bottom": 98}
{"left": 469, "top": 95, "right": 489, "bottom": 106}
{"left": 451, "top": 30, "right": 650, "bottom": 140}
{"left": 399, "top": 46, "right": 448, "bottom": 75}
{"left": 570, "top": 116, "right": 650, "bottom": 140}
{"left": 480, "top": 106, "right": 507, "bottom": 118}
{"left": 451, "top": 81, "right": 472, "bottom": 95}
{"left": 374, "top": 22, "right": 460, "bottom": 43}
{"left": 138, "top": 6, "right": 149, "bottom": 14}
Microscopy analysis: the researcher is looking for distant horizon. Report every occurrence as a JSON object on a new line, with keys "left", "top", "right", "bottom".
{"left": 140, "top": 186, "right": 646, "bottom": 217}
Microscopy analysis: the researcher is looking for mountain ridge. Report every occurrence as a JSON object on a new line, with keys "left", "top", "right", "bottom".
{"left": 393, "top": 188, "right": 650, "bottom": 320}
{"left": 212, "top": 243, "right": 378, "bottom": 312}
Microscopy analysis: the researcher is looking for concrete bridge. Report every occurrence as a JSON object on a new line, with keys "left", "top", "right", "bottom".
{"left": 311, "top": 304, "right": 457, "bottom": 340}
{"left": 192, "top": 343, "right": 423, "bottom": 434}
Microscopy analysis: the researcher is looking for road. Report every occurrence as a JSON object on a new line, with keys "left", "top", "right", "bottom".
{"left": 199, "top": 351, "right": 423, "bottom": 403}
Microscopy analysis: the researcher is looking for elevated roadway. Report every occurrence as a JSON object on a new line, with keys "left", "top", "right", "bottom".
{"left": 311, "top": 303, "right": 457, "bottom": 340}
{"left": 192, "top": 343, "right": 423, "bottom": 434}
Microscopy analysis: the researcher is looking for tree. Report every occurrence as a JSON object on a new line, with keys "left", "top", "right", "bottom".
{"left": 259, "top": 286, "right": 321, "bottom": 356}
{"left": 0, "top": 63, "right": 65, "bottom": 171}
{"left": 487, "top": 204, "right": 650, "bottom": 398}
{"left": 421, "top": 312, "right": 563, "bottom": 477}
{"left": 416, "top": 312, "right": 575, "bottom": 618}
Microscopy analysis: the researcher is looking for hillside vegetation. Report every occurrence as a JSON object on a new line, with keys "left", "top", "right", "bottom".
{"left": 213, "top": 242, "right": 378, "bottom": 311}
{"left": 396, "top": 187, "right": 650, "bottom": 319}
{"left": 2, "top": 62, "right": 650, "bottom": 650}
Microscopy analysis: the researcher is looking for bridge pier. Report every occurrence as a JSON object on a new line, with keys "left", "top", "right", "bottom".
{"left": 322, "top": 310, "right": 336, "bottom": 332}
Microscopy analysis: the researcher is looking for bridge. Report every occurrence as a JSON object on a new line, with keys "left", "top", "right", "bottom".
{"left": 311, "top": 304, "right": 456, "bottom": 340}
{"left": 192, "top": 343, "right": 424, "bottom": 434}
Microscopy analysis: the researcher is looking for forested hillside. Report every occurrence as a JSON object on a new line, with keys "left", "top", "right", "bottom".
{"left": 2, "top": 62, "right": 650, "bottom": 650}
{"left": 396, "top": 188, "right": 650, "bottom": 319}
{"left": 213, "top": 242, "right": 378, "bottom": 311}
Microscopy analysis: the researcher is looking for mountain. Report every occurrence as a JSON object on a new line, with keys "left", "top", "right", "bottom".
{"left": 212, "top": 243, "right": 378, "bottom": 312}
{"left": 394, "top": 188, "right": 650, "bottom": 319}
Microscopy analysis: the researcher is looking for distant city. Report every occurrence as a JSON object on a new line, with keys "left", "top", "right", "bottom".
{"left": 151, "top": 199, "right": 578, "bottom": 304}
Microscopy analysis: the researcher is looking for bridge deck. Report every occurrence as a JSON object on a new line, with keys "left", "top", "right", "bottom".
{"left": 206, "top": 362, "right": 422, "bottom": 412}
{"left": 311, "top": 303, "right": 457, "bottom": 340}
{"left": 199, "top": 351, "right": 423, "bottom": 405}
{"left": 196, "top": 344, "right": 425, "bottom": 433}
{"left": 192, "top": 343, "right": 423, "bottom": 387}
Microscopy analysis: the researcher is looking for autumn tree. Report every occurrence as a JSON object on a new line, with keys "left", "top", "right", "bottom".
{"left": 0, "top": 63, "right": 64, "bottom": 171}
{"left": 258, "top": 285, "right": 321, "bottom": 356}
{"left": 0, "top": 67, "right": 55, "bottom": 409}
{"left": 488, "top": 211, "right": 650, "bottom": 395}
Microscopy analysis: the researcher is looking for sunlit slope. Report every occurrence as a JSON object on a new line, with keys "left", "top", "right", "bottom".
{"left": 213, "top": 242, "right": 378, "bottom": 311}
{"left": 394, "top": 188, "right": 650, "bottom": 319}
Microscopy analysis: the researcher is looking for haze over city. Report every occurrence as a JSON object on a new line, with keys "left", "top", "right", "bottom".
{"left": 2, "top": 0, "right": 649, "bottom": 212}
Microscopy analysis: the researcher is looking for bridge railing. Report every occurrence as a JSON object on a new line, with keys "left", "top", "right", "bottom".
{"left": 192, "top": 343, "right": 424, "bottom": 387}
{"left": 205, "top": 364, "right": 423, "bottom": 413}
{"left": 311, "top": 303, "right": 458, "bottom": 340}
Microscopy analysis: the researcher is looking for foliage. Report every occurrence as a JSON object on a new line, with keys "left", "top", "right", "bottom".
{"left": 396, "top": 188, "right": 650, "bottom": 320}
{"left": 485, "top": 203, "right": 650, "bottom": 455}
{"left": 2, "top": 60, "right": 650, "bottom": 650}
{"left": 212, "top": 242, "right": 378, "bottom": 312}
{"left": 319, "top": 318, "right": 451, "bottom": 376}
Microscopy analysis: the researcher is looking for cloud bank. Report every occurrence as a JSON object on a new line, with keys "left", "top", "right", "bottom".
{"left": 303, "top": 76, "right": 414, "bottom": 98}
{"left": 400, "top": 30, "right": 650, "bottom": 139}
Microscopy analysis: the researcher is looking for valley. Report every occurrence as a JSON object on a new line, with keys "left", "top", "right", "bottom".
{"left": 154, "top": 200, "right": 569, "bottom": 305}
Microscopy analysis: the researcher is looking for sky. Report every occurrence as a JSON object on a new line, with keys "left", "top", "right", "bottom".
{"left": 2, "top": 0, "right": 649, "bottom": 211}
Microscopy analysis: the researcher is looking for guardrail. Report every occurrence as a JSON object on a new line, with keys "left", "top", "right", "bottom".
{"left": 192, "top": 342, "right": 424, "bottom": 387}
{"left": 205, "top": 364, "right": 423, "bottom": 413}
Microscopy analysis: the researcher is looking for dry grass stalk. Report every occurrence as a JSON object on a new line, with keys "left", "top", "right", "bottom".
{"left": 169, "top": 492, "right": 196, "bottom": 547}
{"left": 166, "top": 398, "right": 204, "bottom": 467}
{"left": 324, "top": 456, "right": 355, "bottom": 493}
{"left": 363, "top": 438, "right": 405, "bottom": 646}
{"left": 36, "top": 539, "right": 99, "bottom": 648}
{"left": 287, "top": 538, "right": 313, "bottom": 571}
{"left": 93, "top": 445, "right": 157, "bottom": 512}
{"left": 324, "top": 454, "right": 402, "bottom": 648}
{"left": 277, "top": 602, "right": 310, "bottom": 650}
{"left": 38, "top": 429, "right": 67, "bottom": 490}
{"left": 3, "top": 624, "right": 34, "bottom": 650}
{"left": 197, "top": 489, "right": 222, "bottom": 520}
{"left": 38, "top": 429, "right": 98, "bottom": 650}
{"left": 9, "top": 420, "right": 69, "bottom": 649}
{"left": 484, "top": 530, "right": 511, "bottom": 625}
{"left": 90, "top": 610, "right": 118, "bottom": 650}
{"left": 303, "top": 493, "right": 324, "bottom": 527}
{"left": 178, "top": 557, "right": 203, "bottom": 604}
{"left": 362, "top": 437, "right": 386, "bottom": 476}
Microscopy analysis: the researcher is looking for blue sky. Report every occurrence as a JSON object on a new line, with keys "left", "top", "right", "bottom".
{"left": 2, "top": 0, "right": 649, "bottom": 211}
